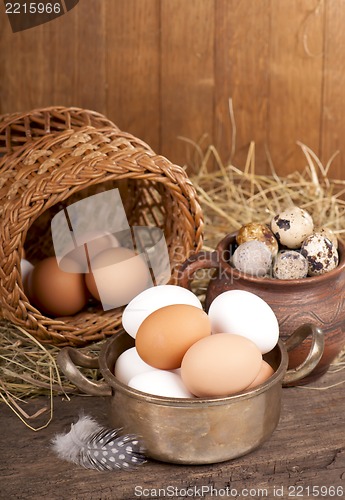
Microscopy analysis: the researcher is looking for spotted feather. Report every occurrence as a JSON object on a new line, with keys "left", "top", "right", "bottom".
{"left": 52, "top": 415, "right": 146, "bottom": 471}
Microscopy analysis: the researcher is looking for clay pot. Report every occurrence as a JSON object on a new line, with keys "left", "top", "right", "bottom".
{"left": 178, "top": 232, "right": 345, "bottom": 384}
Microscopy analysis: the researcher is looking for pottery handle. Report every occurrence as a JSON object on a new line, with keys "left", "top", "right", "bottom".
{"left": 282, "top": 323, "right": 324, "bottom": 386}
{"left": 178, "top": 250, "right": 220, "bottom": 290}
{"left": 57, "top": 347, "right": 112, "bottom": 396}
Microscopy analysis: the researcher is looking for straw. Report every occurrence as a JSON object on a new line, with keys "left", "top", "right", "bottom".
{"left": 0, "top": 320, "right": 104, "bottom": 429}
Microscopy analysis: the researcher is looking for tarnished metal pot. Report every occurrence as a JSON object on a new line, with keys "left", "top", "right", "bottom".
{"left": 58, "top": 324, "right": 323, "bottom": 464}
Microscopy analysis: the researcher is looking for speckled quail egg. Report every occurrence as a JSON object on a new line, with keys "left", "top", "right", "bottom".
{"left": 301, "top": 233, "right": 339, "bottom": 276}
{"left": 271, "top": 206, "right": 314, "bottom": 249}
{"left": 273, "top": 250, "right": 308, "bottom": 280}
{"left": 236, "top": 222, "right": 279, "bottom": 257}
{"left": 232, "top": 240, "right": 272, "bottom": 277}
{"left": 313, "top": 226, "right": 338, "bottom": 250}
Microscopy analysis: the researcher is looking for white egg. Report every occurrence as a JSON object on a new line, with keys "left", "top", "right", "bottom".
{"left": 114, "top": 347, "right": 158, "bottom": 385}
{"left": 208, "top": 290, "right": 279, "bottom": 354}
{"left": 122, "top": 284, "right": 203, "bottom": 338}
{"left": 20, "top": 259, "right": 34, "bottom": 294}
{"left": 128, "top": 370, "right": 194, "bottom": 398}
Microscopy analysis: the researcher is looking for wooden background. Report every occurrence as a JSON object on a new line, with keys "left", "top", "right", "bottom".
{"left": 0, "top": 0, "right": 345, "bottom": 179}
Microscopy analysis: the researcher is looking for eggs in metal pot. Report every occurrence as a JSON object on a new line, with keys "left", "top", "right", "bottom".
{"left": 246, "top": 360, "right": 274, "bottom": 389}
{"left": 208, "top": 290, "right": 279, "bottom": 354}
{"left": 114, "top": 347, "right": 159, "bottom": 385}
{"left": 128, "top": 370, "right": 194, "bottom": 398}
{"left": 122, "top": 285, "right": 203, "bottom": 339}
{"left": 181, "top": 333, "right": 262, "bottom": 397}
{"left": 136, "top": 304, "right": 211, "bottom": 370}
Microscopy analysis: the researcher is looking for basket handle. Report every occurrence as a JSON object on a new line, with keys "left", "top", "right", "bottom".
{"left": 178, "top": 250, "right": 220, "bottom": 290}
{"left": 57, "top": 348, "right": 111, "bottom": 396}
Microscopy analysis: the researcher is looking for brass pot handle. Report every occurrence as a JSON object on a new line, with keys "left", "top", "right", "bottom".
{"left": 57, "top": 347, "right": 112, "bottom": 396}
{"left": 178, "top": 250, "right": 220, "bottom": 290}
{"left": 282, "top": 323, "right": 324, "bottom": 386}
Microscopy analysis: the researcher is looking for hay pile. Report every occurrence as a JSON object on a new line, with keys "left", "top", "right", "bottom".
{"left": 0, "top": 321, "right": 104, "bottom": 430}
{"left": 1, "top": 139, "right": 345, "bottom": 428}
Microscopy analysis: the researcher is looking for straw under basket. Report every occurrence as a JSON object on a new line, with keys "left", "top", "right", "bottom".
{"left": 0, "top": 107, "right": 203, "bottom": 346}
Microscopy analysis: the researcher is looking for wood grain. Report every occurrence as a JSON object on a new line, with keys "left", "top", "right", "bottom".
{"left": 268, "top": 0, "right": 325, "bottom": 176}
{"left": 1, "top": 1, "right": 345, "bottom": 178}
{"left": 321, "top": 1, "right": 345, "bottom": 180}
{"left": 160, "top": 0, "right": 215, "bottom": 171}
{"left": 1, "top": 368, "right": 345, "bottom": 499}
{"left": 105, "top": 0, "right": 160, "bottom": 152}
{"left": 0, "top": 1, "right": 107, "bottom": 113}
{"left": 69, "top": 0, "right": 107, "bottom": 113}
{"left": 214, "top": 0, "right": 270, "bottom": 172}
{"left": 0, "top": 9, "right": 54, "bottom": 111}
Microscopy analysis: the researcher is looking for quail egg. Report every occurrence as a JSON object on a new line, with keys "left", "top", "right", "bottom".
{"left": 271, "top": 206, "right": 314, "bottom": 249}
{"left": 232, "top": 240, "right": 272, "bottom": 277}
{"left": 313, "top": 226, "right": 338, "bottom": 250}
{"left": 301, "top": 233, "right": 339, "bottom": 276}
{"left": 236, "top": 222, "right": 279, "bottom": 257}
{"left": 273, "top": 250, "right": 308, "bottom": 280}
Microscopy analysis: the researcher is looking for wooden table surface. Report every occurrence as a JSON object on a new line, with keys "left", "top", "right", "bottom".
{"left": 1, "top": 369, "right": 345, "bottom": 500}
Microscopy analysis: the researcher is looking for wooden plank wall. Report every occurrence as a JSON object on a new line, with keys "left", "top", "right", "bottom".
{"left": 0, "top": 0, "right": 344, "bottom": 179}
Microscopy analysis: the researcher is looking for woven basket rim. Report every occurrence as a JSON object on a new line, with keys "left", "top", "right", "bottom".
{"left": 0, "top": 105, "right": 117, "bottom": 129}
{"left": 0, "top": 106, "right": 123, "bottom": 157}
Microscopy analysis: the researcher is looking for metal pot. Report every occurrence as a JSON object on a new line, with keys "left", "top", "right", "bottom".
{"left": 57, "top": 324, "right": 323, "bottom": 465}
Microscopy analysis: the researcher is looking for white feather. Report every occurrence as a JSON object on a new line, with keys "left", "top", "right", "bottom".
{"left": 52, "top": 415, "right": 101, "bottom": 464}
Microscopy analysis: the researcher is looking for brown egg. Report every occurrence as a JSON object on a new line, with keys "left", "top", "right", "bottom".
{"left": 236, "top": 223, "right": 279, "bottom": 257}
{"left": 136, "top": 304, "right": 211, "bottom": 370}
{"left": 181, "top": 333, "right": 262, "bottom": 397}
{"left": 85, "top": 247, "right": 150, "bottom": 308}
{"left": 246, "top": 360, "right": 274, "bottom": 389}
{"left": 28, "top": 256, "right": 89, "bottom": 316}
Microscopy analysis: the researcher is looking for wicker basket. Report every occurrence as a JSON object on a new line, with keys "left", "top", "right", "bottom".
{"left": 0, "top": 107, "right": 203, "bottom": 346}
